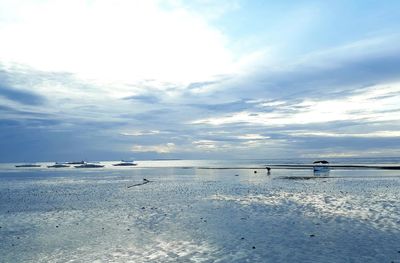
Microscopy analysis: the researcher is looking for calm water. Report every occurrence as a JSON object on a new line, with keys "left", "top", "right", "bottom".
{"left": 2, "top": 157, "right": 400, "bottom": 170}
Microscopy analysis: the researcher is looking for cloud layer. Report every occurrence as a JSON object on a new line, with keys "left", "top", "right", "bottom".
{"left": 0, "top": 0, "right": 400, "bottom": 161}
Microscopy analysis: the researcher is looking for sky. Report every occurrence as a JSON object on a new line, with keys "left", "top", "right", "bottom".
{"left": 1, "top": 0, "right": 400, "bottom": 162}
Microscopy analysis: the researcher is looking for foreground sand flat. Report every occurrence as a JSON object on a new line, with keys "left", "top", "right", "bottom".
{"left": 0, "top": 167, "right": 400, "bottom": 262}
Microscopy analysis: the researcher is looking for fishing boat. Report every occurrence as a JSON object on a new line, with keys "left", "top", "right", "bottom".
{"left": 15, "top": 164, "right": 41, "bottom": 168}
{"left": 74, "top": 163, "right": 104, "bottom": 168}
{"left": 47, "top": 163, "right": 70, "bottom": 168}
{"left": 65, "top": 161, "right": 86, "bottom": 165}
{"left": 112, "top": 160, "right": 137, "bottom": 166}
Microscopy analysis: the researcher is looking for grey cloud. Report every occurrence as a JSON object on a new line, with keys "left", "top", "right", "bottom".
{"left": 1, "top": 34, "right": 400, "bottom": 161}
{"left": 0, "top": 104, "right": 51, "bottom": 119}
{"left": 224, "top": 38, "right": 400, "bottom": 103}
{"left": 0, "top": 126, "right": 132, "bottom": 162}
{"left": 122, "top": 94, "right": 160, "bottom": 104}
{"left": 187, "top": 80, "right": 220, "bottom": 90}
{"left": 187, "top": 100, "right": 252, "bottom": 112}
{"left": 125, "top": 109, "right": 173, "bottom": 121}
{"left": 0, "top": 83, "right": 45, "bottom": 105}
{"left": 291, "top": 136, "right": 400, "bottom": 152}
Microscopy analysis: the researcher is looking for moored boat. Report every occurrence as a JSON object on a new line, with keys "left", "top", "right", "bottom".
{"left": 74, "top": 163, "right": 104, "bottom": 168}
{"left": 65, "top": 161, "right": 86, "bottom": 165}
{"left": 47, "top": 163, "right": 70, "bottom": 168}
{"left": 15, "top": 164, "right": 41, "bottom": 168}
{"left": 112, "top": 160, "right": 137, "bottom": 166}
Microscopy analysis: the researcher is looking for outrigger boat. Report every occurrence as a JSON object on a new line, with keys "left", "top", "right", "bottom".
{"left": 112, "top": 160, "right": 137, "bottom": 166}
{"left": 74, "top": 163, "right": 104, "bottom": 168}
{"left": 47, "top": 162, "right": 70, "bottom": 168}
{"left": 15, "top": 164, "right": 41, "bottom": 168}
{"left": 65, "top": 161, "right": 86, "bottom": 165}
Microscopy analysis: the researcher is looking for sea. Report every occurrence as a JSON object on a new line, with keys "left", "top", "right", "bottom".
{"left": 1, "top": 157, "right": 400, "bottom": 262}
{"left": 1, "top": 156, "right": 400, "bottom": 170}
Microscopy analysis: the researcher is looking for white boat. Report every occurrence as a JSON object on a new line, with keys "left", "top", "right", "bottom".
{"left": 74, "top": 163, "right": 104, "bottom": 168}
{"left": 112, "top": 160, "right": 137, "bottom": 166}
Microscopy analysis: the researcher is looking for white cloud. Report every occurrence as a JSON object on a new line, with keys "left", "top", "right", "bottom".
{"left": 192, "top": 140, "right": 219, "bottom": 150}
{"left": 192, "top": 82, "right": 400, "bottom": 126}
{"left": 291, "top": 131, "right": 400, "bottom": 138}
{"left": 192, "top": 139, "right": 254, "bottom": 152}
{"left": 236, "top": 134, "right": 269, "bottom": 140}
{"left": 121, "top": 130, "right": 161, "bottom": 136}
{"left": 0, "top": 0, "right": 234, "bottom": 85}
{"left": 131, "top": 142, "right": 176, "bottom": 153}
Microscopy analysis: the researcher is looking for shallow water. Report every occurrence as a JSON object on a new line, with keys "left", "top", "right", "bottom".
{"left": 1, "top": 163, "right": 400, "bottom": 262}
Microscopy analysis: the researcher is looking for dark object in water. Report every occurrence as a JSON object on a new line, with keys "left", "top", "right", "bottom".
{"left": 15, "top": 164, "right": 41, "bottom": 168}
{"left": 113, "top": 160, "right": 137, "bottom": 166}
{"left": 313, "top": 160, "right": 329, "bottom": 164}
{"left": 47, "top": 163, "right": 70, "bottom": 168}
{"left": 127, "top": 178, "right": 151, "bottom": 188}
{"left": 66, "top": 161, "right": 85, "bottom": 164}
{"left": 74, "top": 163, "right": 104, "bottom": 168}
{"left": 281, "top": 176, "right": 330, "bottom": 180}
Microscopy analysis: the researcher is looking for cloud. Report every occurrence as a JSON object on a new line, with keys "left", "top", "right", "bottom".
{"left": 0, "top": 84, "right": 45, "bottom": 105}
{"left": 187, "top": 100, "right": 251, "bottom": 113}
{"left": 192, "top": 79, "right": 400, "bottom": 127}
{"left": 291, "top": 136, "right": 400, "bottom": 155}
{"left": 236, "top": 134, "right": 270, "bottom": 140}
{"left": 122, "top": 95, "right": 160, "bottom": 104}
{"left": 187, "top": 81, "right": 221, "bottom": 90}
{"left": 220, "top": 35, "right": 400, "bottom": 102}
{"left": 1, "top": 1, "right": 400, "bottom": 160}
{"left": 131, "top": 143, "right": 176, "bottom": 153}
{"left": 124, "top": 35, "right": 400, "bottom": 127}
{"left": 0, "top": 0, "right": 234, "bottom": 84}
{"left": 0, "top": 104, "right": 47, "bottom": 119}
{"left": 186, "top": 77, "right": 400, "bottom": 158}
{"left": 0, "top": 69, "right": 46, "bottom": 105}
{"left": 120, "top": 130, "right": 162, "bottom": 136}
{"left": 288, "top": 131, "right": 400, "bottom": 138}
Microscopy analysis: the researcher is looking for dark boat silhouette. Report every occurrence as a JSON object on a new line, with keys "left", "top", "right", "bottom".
{"left": 74, "top": 163, "right": 104, "bottom": 168}
{"left": 65, "top": 161, "right": 86, "bottom": 165}
{"left": 112, "top": 160, "right": 137, "bottom": 166}
{"left": 47, "top": 163, "right": 70, "bottom": 168}
{"left": 15, "top": 164, "right": 41, "bottom": 168}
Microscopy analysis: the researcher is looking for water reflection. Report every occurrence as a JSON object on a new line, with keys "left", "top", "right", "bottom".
{"left": 313, "top": 169, "right": 330, "bottom": 177}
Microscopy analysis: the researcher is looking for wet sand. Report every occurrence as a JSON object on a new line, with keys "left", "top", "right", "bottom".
{"left": 1, "top": 167, "right": 400, "bottom": 262}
